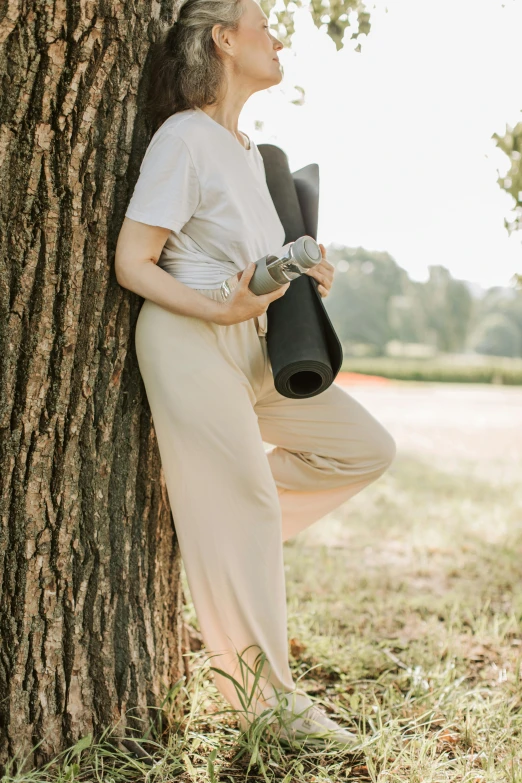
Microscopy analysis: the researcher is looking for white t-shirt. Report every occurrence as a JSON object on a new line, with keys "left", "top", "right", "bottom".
{"left": 125, "top": 107, "right": 286, "bottom": 291}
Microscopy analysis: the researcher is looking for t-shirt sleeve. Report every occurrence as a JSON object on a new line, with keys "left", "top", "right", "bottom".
{"left": 125, "top": 130, "right": 201, "bottom": 233}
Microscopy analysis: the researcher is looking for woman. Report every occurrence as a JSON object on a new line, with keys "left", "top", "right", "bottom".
{"left": 115, "top": 0, "right": 396, "bottom": 745}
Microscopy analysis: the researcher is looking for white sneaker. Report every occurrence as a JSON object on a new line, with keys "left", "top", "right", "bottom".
{"left": 268, "top": 698, "right": 358, "bottom": 748}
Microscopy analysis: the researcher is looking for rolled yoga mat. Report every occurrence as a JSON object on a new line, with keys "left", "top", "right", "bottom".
{"left": 256, "top": 144, "right": 343, "bottom": 399}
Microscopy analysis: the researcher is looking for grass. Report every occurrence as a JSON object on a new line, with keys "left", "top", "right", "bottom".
{"left": 282, "top": 454, "right": 522, "bottom": 781}
{"left": 4, "top": 388, "right": 522, "bottom": 782}
{"left": 341, "top": 356, "right": 522, "bottom": 384}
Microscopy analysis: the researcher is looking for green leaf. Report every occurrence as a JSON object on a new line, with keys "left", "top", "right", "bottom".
{"left": 70, "top": 733, "right": 92, "bottom": 757}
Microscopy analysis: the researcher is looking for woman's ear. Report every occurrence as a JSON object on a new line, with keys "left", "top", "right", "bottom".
{"left": 212, "top": 23, "right": 237, "bottom": 57}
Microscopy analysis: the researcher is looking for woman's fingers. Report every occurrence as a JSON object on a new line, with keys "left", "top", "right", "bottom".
{"left": 311, "top": 272, "right": 328, "bottom": 285}
{"left": 307, "top": 269, "right": 332, "bottom": 290}
{"left": 240, "top": 262, "right": 256, "bottom": 286}
{"left": 263, "top": 282, "right": 290, "bottom": 303}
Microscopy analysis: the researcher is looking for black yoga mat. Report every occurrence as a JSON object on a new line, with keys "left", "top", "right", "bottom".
{"left": 257, "top": 144, "right": 343, "bottom": 399}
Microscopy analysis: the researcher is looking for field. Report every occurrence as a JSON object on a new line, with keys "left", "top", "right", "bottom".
{"left": 10, "top": 382, "right": 522, "bottom": 782}
{"left": 341, "top": 356, "right": 522, "bottom": 385}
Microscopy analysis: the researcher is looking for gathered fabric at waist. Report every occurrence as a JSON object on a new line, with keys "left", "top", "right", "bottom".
{"left": 158, "top": 255, "right": 239, "bottom": 289}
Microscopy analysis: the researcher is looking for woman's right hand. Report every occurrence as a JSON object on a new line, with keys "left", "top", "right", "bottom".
{"left": 218, "top": 262, "right": 290, "bottom": 326}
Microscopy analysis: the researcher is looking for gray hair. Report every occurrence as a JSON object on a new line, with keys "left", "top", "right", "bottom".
{"left": 145, "top": 0, "right": 245, "bottom": 134}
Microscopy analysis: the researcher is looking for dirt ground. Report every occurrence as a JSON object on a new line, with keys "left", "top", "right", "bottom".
{"left": 336, "top": 380, "right": 522, "bottom": 481}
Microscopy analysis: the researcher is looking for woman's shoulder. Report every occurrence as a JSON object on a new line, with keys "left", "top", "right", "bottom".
{"left": 147, "top": 110, "right": 264, "bottom": 173}
{"left": 158, "top": 109, "right": 196, "bottom": 132}
{"left": 143, "top": 110, "right": 207, "bottom": 168}
{"left": 152, "top": 109, "right": 199, "bottom": 145}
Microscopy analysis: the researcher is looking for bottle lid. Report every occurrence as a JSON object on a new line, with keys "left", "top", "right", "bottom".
{"left": 291, "top": 236, "right": 322, "bottom": 269}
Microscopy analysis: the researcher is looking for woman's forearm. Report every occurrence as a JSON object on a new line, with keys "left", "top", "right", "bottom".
{"left": 117, "top": 259, "right": 228, "bottom": 324}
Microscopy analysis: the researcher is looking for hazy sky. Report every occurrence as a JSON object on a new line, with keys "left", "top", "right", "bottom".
{"left": 243, "top": 0, "right": 522, "bottom": 289}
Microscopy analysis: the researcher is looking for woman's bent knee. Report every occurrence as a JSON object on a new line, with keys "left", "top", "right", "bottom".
{"left": 336, "top": 421, "right": 396, "bottom": 486}
{"left": 375, "top": 426, "right": 396, "bottom": 474}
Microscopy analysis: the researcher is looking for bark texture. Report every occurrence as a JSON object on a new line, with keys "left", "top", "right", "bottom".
{"left": 0, "top": 0, "right": 186, "bottom": 768}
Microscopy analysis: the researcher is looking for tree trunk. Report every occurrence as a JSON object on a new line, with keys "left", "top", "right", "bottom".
{"left": 0, "top": 0, "right": 186, "bottom": 768}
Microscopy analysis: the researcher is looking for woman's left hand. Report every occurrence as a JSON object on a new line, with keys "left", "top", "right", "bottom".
{"left": 304, "top": 243, "right": 334, "bottom": 297}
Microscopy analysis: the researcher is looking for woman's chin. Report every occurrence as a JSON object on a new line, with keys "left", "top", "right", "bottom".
{"left": 257, "top": 69, "right": 283, "bottom": 90}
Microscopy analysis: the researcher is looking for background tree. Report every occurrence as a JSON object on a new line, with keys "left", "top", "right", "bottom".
{"left": 418, "top": 266, "right": 473, "bottom": 354}
{"left": 0, "top": 0, "right": 372, "bottom": 769}
{"left": 324, "top": 246, "right": 522, "bottom": 359}
{"left": 468, "top": 287, "right": 522, "bottom": 358}
{"left": 493, "top": 119, "right": 522, "bottom": 285}
{"left": 493, "top": 121, "right": 522, "bottom": 238}
{"left": 469, "top": 313, "right": 522, "bottom": 358}
{"left": 324, "top": 248, "right": 404, "bottom": 354}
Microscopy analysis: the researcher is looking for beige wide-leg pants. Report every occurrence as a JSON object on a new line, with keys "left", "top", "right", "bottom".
{"left": 135, "top": 288, "right": 396, "bottom": 729}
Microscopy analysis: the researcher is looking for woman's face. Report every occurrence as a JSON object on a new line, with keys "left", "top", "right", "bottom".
{"left": 222, "top": 0, "right": 284, "bottom": 88}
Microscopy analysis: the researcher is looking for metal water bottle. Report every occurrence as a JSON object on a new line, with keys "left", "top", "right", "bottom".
{"left": 220, "top": 235, "right": 322, "bottom": 300}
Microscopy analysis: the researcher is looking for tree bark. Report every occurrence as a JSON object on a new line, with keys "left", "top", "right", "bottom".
{"left": 0, "top": 0, "right": 186, "bottom": 768}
